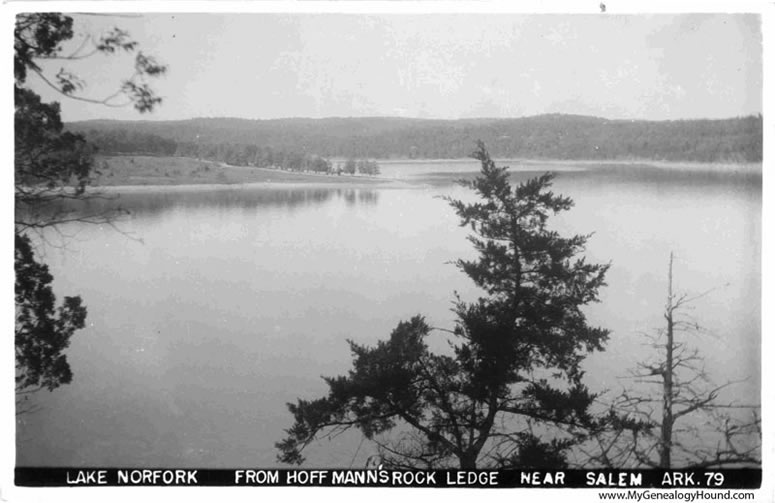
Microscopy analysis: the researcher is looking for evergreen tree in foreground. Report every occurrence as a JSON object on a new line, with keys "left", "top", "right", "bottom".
{"left": 276, "top": 141, "right": 610, "bottom": 468}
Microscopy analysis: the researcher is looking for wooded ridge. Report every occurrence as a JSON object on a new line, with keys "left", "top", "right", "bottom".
{"left": 67, "top": 114, "right": 762, "bottom": 163}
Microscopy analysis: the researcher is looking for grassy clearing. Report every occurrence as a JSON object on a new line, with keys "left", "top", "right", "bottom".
{"left": 91, "top": 155, "right": 386, "bottom": 187}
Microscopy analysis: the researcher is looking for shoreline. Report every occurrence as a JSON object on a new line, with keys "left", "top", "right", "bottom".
{"left": 379, "top": 156, "right": 762, "bottom": 170}
{"left": 91, "top": 155, "right": 408, "bottom": 191}
{"left": 103, "top": 152, "right": 762, "bottom": 170}
{"left": 91, "top": 179, "right": 411, "bottom": 193}
{"left": 89, "top": 154, "right": 761, "bottom": 192}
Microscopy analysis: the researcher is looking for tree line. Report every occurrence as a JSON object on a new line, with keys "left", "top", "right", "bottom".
{"left": 68, "top": 113, "right": 763, "bottom": 163}
{"left": 80, "top": 130, "right": 381, "bottom": 176}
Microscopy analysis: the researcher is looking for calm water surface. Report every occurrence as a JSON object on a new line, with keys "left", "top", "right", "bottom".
{"left": 16, "top": 161, "right": 761, "bottom": 467}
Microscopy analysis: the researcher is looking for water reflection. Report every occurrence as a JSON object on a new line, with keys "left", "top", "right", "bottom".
{"left": 18, "top": 187, "right": 382, "bottom": 223}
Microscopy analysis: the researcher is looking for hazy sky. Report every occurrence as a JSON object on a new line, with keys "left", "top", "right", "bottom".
{"left": 27, "top": 12, "right": 763, "bottom": 122}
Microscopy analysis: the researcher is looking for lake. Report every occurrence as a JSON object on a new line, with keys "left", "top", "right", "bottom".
{"left": 16, "top": 160, "right": 761, "bottom": 468}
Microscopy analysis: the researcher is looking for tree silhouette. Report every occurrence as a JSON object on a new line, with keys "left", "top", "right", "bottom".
{"left": 15, "top": 13, "right": 166, "bottom": 112}
{"left": 14, "top": 13, "right": 166, "bottom": 412}
{"left": 583, "top": 253, "right": 761, "bottom": 468}
{"left": 15, "top": 234, "right": 86, "bottom": 415}
{"left": 276, "top": 141, "right": 611, "bottom": 468}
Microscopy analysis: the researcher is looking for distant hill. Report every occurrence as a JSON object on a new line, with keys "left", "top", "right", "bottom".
{"left": 68, "top": 114, "right": 762, "bottom": 163}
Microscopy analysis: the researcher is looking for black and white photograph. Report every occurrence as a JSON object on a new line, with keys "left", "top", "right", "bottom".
{"left": 7, "top": 1, "right": 768, "bottom": 499}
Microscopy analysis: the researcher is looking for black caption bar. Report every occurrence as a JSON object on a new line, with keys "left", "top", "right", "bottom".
{"left": 15, "top": 468, "right": 761, "bottom": 489}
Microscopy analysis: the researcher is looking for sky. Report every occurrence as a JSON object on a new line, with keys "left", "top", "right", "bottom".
{"left": 25, "top": 11, "right": 763, "bottom": 122}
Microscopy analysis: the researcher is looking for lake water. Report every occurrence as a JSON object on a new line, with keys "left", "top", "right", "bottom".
{"left": 16, "top": 160, "right": 761, "bottom": 468}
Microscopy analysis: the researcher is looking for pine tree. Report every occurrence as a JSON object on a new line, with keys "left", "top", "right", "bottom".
{"left": 14, "top": 13, "right": 165, "bottom": 412}
{"left": 277, "top": 141, "right": 610, "bottom": 468}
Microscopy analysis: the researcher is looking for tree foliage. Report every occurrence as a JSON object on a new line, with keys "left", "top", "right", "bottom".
{"left": 80, "top": 127, "right": 178, "bottom": 156}
{"left": 14, "top": 13, "right": 165, "bottom": 411}
{"left": 67, "top": 114, "right": 764, "bottom": 163}
{"left": 102, "top": 137, "right": 378, "bottom": 177}
{"left": 16, "top": 13, "right": 166, "bottom": 112}
{"left": 356, "top": 159, "right": 380, "bottom": 175}
{"left": 15, "top": 86, "right": 95, "bottom": 229}
{"left": 15, "top": 234, "right": 86, "bottom": 415}
{"left": 343, "top": 158, "right": 357, "bottom": 175}
{"left": 15, "top": 13, "right": 167, "bottom": 229}
{"left": 276, "top": 141, "right": 611, "bottom": 468}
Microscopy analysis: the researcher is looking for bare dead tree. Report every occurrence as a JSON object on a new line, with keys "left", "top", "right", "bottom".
{"left": 581, "top": 253, "right": 761, "bottom": 468}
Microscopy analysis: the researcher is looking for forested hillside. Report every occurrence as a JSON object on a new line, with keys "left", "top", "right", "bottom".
{"left": 68, "top": 114, "right": 762, "bottom": 163}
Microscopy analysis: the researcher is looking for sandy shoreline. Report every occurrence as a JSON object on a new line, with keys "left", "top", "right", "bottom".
{"left": 90, "top": 179, "right": 412, "bottom": 193}
{"left": 90, "top": 156, "right": 410, "bottom": 191}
